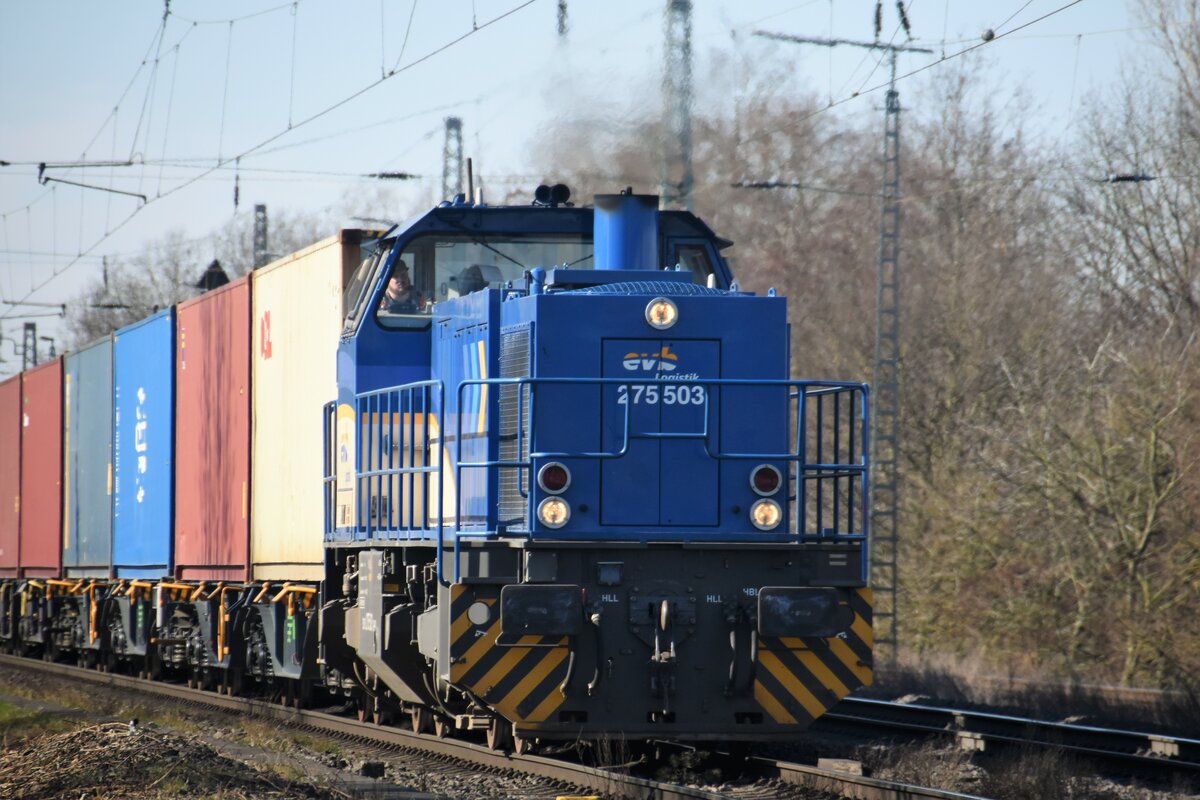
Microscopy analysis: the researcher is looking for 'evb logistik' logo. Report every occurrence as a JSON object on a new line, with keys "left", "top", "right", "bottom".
{"left": 624, "top": 345, "right": 678, "bottom": 372}
{"left": 622, "top": 346, "right": 699, "bottom": 380}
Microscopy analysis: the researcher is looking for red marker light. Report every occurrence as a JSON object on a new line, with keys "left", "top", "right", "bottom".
{"left": 751, "top": 464, "right": 782, "bottom": 496}
{"left": 538, "top": 462, "right": 571, "bottom": 494}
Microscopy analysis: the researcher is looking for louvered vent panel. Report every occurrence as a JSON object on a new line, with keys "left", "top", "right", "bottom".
{"left": 498, "top": 326, "right": 531, "bottom": 530}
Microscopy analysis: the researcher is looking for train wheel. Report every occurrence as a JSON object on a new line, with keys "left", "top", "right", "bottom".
{"left": 410, "top": 706, "right": 431, "bottom": 734}
{"left": 356, "top": 693, "right": 370, "bottom": 723}
{"left": 433, "top": 716, "right": 451, "bottom": 738}
{"left": 512, "top": 734, "right": 532, "bottom": 756}
{"left": 283, "top": 680, "right": 308, "bottom": 710}
{"left": 486, "top": 718, "right": 512, "bottom": 752}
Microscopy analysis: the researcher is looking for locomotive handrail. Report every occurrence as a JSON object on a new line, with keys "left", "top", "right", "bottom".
{"left": 452, "top": 375, "right": 869, "bottom": 574}
{"left": 456, "top": 375, "right": 869, "bottom": 459}
{"left": 336, "top": 374, "right": 868, "bottom": 584}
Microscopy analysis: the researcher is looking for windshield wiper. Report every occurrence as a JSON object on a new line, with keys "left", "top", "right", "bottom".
{"left": 444, "top": 220, "right": 527, "bottom": 270}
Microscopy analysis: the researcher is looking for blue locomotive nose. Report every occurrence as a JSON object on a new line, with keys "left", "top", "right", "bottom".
{"left": 594, "top": 191, "right": 659, "bottom": 270}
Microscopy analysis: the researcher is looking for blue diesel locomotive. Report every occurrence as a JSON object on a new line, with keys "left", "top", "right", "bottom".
{"left": 322, "top": 188, "right": 873, "bottom": 747}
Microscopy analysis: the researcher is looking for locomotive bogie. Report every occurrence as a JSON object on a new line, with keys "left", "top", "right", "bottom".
{"left": 332, "top": 540, "right": 870, "bottom": 740}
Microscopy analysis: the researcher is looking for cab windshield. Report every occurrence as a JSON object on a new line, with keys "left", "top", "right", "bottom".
{"left": 375, "top": 233, "right": 592, "bottom": 329}
{"left": 342, "top": 240, "right": 390, "bottom": 335}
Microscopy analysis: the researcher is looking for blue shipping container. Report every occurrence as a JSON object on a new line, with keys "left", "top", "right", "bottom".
{"left": 63, "top": 337, "right": 113, "bottom": 577}
{"left": 112, "top": 309, "right": 175, "bottom": 578}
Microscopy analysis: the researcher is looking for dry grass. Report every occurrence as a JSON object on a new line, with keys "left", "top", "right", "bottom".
{"left": 976, "top": 746, "right": 1091, "bottom": 800}
{"left": 859, "top": 739, "right": 1200, "bottom": 800}
{"left": 0, "top": 722, "right": 324, "bottom": 800}
{"left": 859, "top": 740, "right": 983, "bottom": 794}
{"left": 234, "top": 717, "right": 345, "bottom": 759}
{"left": 0, "top": 700, "right": 79, "bottom": 747}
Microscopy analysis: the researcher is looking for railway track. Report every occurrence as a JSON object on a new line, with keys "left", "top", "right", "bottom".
{"left": 0, "top": 652, "right": 980, "bottom": 800}
{"left": 829, "top": 696, "right": 1200, "bottom": 772}
{"left": 974, "top": 675, "right": 1189, "bottom": 707}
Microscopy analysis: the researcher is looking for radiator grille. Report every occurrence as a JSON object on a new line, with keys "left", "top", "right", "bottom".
{"left": 498, "top": 325, "right": 531, "bottom": 529}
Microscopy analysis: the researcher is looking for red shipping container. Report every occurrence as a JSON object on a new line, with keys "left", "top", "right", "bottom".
{"left": 0, "top": 375, "right": 20, "bottom": 577}
{"left": 174, "top": 278, "right": 252, "bottom": 580}
{"left": 19, "top": 359, "right": 62, "bottom": 578}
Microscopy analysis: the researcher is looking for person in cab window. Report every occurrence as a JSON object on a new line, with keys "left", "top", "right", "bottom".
{"left": 380, "top": 259, "right": 423, "bottom": 313}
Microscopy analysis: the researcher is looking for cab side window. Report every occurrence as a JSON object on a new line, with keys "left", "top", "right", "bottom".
{"left": 673, "top": 243, "right": 717, "bottom": 285}
{"left": 377, "top": 240, "right": 435, "bottom": 330}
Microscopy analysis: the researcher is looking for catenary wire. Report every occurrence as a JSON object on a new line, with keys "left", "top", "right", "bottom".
{"left": 0, "top": 15, "right": 168, "bottom": 218}
{"left": 994, "top": 0, "right": 1039, "bottom": 34}
{"left": 742, "top": 0, "right": 1088, "bottom": 148}
{"left": 0, "top": 0, "right": 541, "bottom": 317}
{"left": 392, "top": 0, "right": 420, "bottom": 74}
{"left": 171, "top": 1, "right": 300, "bottom": 26}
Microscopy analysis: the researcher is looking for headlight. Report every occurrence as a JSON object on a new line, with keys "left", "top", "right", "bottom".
{"left": 750, "top": 498, "right": 782, "bottom": 530}
{"left": 645, "top": 297, "right": 678, "bottom": 330}
{"left": 537, "top": 497, "right": 571, "bottom": 528}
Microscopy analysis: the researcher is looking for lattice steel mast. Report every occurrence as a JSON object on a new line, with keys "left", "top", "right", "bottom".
{"left": 253, "top": 204, "right": 269, "bottom": 269}
{"left": 752, "top": 30, "right": 931, "bottom": 665}
{"left": 22, "top": 322, "right": 36, "bottom": 370}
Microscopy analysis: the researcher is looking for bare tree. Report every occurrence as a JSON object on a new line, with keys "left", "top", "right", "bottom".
{"left": 65, "top": 194, "right": 402, "bottom": 348}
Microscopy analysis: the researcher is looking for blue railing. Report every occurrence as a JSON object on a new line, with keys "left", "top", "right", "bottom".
{"left": 324, "top": 381, "right": 444, "bottom": 542}
{"left": 328, "top": 376, "right": 869, "bottom": 586}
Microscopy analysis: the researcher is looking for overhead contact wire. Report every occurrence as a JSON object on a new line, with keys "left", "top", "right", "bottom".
{"left": 0, "top": 10, "right": 168, "bottom": 219}
{"left": 157, "top": 43, "right": 182, "bottom": 197}
{"left": 218, "top": 21, "right": 235, "bottom": 160}
{"left": 745, "top": 0, "right": 1087, "bottom": 146}
{"left": 289, "top": 2, "right": 300, "bottom": 127}
{"left": 392, "top": 0, "right": 420, "bottom": 73}
{"left": 171, "top": 1, "right": 298, "bottom": 26}
{"left": 1, "top": 0, "right": 541, "bottom": 319}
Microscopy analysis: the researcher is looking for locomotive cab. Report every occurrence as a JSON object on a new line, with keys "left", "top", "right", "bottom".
{"left": 323, "top": 189, "right": 872, "bottom": 743}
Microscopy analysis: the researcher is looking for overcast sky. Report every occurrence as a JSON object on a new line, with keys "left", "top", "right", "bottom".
{"left": 0, "top": 0, "right": 1147, "bottom": 361}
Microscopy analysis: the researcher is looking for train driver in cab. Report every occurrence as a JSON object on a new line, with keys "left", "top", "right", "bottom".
{"left": 379, "top": 259, "right": 424, "bottom": 314}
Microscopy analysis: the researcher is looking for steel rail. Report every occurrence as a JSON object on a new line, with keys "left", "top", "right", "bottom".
{"left": 0, "top": 652, "right": 977, "bottom": 800}
{"left": 833, "top": 696, "right": 1200, "bottom": 769}
{"left": 972, "top": 675, "right": 1186, "bottom": 706}
{"left": 749, "top": 757, "right": 987, "bottom": 800}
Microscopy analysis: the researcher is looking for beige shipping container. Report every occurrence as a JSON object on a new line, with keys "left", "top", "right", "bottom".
{"left": 251, "top": 230, "right": 370, "bottom": 580}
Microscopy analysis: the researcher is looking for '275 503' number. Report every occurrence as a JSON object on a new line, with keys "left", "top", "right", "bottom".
{"left": 617, "top": 384, "right": 706, "bottom": 405}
